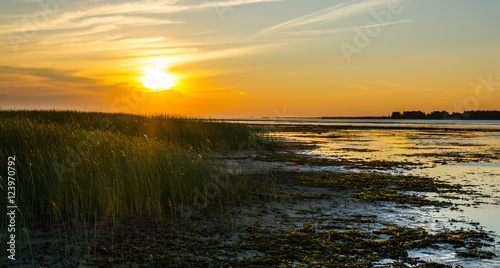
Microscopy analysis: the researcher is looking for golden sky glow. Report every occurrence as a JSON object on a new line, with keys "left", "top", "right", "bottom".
{"left": 1, "top": 0, "right": 499, "bottom": 117}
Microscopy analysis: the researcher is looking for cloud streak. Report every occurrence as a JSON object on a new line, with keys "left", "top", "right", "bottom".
{"left": 1, "top": 0, "right": 285, "bottom": 39}
{"left": 0, "top": 65, "right": 97, "bottom": 84}
{"left": 280, "top": 19, "right": 412, "bottom": 37}
{"left": 255, "top": 0, "right": 406, "bottom": 36}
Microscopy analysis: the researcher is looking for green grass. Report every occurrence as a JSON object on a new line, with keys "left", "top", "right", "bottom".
{"left": 0, "top": 110, "right": 274, "bottom": 228}
{"left": 0, "top": 110, "right": 276, "bottom": 265}
{"left": 0, "top": 110, "right": 273, "bottom": 151}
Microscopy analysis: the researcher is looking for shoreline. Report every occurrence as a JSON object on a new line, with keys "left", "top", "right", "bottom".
{"left": 2, "top": 113, "right": 499, "bottom": 267}
{"left": 6, "top": 142, "right": 500, "bottom": 267}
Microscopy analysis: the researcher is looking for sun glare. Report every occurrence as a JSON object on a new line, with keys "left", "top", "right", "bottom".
{"left": 141, "top": 65, "right": 175, "bottom": 91}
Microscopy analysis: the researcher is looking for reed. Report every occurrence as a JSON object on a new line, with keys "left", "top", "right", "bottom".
{"left": 0, "top": 110, "right": 271, "bottom": 151}
{"left": 0, "top": 110, "right": 273, "bottom": 229}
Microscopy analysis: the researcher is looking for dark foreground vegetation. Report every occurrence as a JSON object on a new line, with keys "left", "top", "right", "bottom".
{"left": 0, "top": 110, "right": 274, "bottom": 266}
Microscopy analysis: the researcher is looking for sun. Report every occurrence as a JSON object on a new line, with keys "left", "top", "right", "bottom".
{"left": 141, "top": 65, "right": 175, "bottom": 91}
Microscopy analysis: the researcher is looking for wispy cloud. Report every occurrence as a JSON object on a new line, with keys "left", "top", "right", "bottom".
{"left": 0, "top": 0, "right": 288, "bottom": 108}
{"left": 0, "top": 15, "right": 181, "bottom": 37}
{"left": 280, "top": 19, "right": 412, "bottom": 37}
{"left": 345, "top": 83, "right": 371, "bottom": 91}
{"left": 255, "top": 0, "right": 405, "bottom": 36}
{"left": 176, "top": 44, "right": 277, "bottom": 64}
{"left": 0, "top": 65, "right": 129, "bottom": 100}
{"left": 1, "top": 0, "right": 284, "bottom": 38}
{"left": 0, "top": 0, "right": 285, "bottom": 57}
{"left": 31, "top": 0, "right": 285, "bottom": 25}
{"left": 0, "top": 66, "right": 97, "bottom": 85}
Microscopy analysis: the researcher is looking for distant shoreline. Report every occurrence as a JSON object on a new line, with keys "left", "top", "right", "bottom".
{"left": 236, "top": 116, "right": 500, "bottom": 121}
{"left": 257, "top": 110, "right": 500, "bottom": 120}
{"left": 256, "top": 116, "right": 500, "bottom": 120}
{"left": 221, "top": 118, "right": 500, "bottom": 132}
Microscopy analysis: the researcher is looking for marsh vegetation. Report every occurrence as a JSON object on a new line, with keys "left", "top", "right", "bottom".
{"left": 1, "top": 112, "right": 499, "bottom": 267}
{"left": 0, "top": 110, "right": 274, "bottom": 266}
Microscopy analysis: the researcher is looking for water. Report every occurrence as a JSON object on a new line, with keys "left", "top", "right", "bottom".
{"left": 234, "top": 119, "right": 500, "bottom": 266}
{"left": 226, "top": 118, "right": 500, "bottom": 129}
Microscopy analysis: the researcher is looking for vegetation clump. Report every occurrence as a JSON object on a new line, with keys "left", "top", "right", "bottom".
{"left": 280, "top": 191, "right": 326, "bottom": 200}
{"left": 254, "top": 152, "right": 412, "bottom": 170}
{"left": 221, "top": 225, "right": 495, "bottom": 267}
{"left": 0, "top": 111, "right": 273, "bottom": 222}
{"left": 0, "top": 110, "right": 275, "bottom": 265}
{"left": 140, "top": 224, "right": 492, "bottom": 267}
{"left": 352, "top": 189, "right": 450, "bottom": 206}
{"left": 298, "top": 172, "right": 467, "bottom": 206}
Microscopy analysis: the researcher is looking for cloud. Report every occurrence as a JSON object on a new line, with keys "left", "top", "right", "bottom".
{"left": 231, "top": 89, "right": 247, "bottom": 96}
{"left": 0, "top": 0, "right": 287, "bottom": 104}
{"left": 0, "top": 15, "right": 181, "bottom": 37}
{"left": 255, "top": 0, "right": 406, "bottom": 36}
{"left": 0, "top": 0, "right": 283, "bottom": 38}
{"left": 0, "top": 65, "right": 97, "bottom": 84}
{"left": 280, "top": 19, "right": 412, "bottom": 37}
{"left": 175, "top": 44, "right": 277, "bottom": 65}
{"left": 345, "top": 83, "right": 371, "bottom": 91}
{"left": 0, "top": 93, "right": 109, "bottom": 111}
{"left": 0, "top": 0, "right": 285, "bottom": 60}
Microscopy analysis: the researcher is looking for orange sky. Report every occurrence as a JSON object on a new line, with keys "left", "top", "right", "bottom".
{"left": 1, "top": 0, "right": 499, "bottom": 118}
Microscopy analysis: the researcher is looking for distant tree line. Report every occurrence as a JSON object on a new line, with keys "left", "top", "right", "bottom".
{"left": 391, "top": 110, "right": 500, "bottom": 120}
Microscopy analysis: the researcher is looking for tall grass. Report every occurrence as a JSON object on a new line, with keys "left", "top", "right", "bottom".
{"left": 0, "top": 110, "right": 273, "bottom": 230}
{"left": 0, "top": 110, "right": 269, "bottom": 151}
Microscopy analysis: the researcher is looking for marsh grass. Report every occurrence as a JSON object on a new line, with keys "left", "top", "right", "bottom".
{"left": 0, "top": 110, "right": 274, "bottom": 265}
{"left": 0, "top": 110, "right": 273, "bottom": 151}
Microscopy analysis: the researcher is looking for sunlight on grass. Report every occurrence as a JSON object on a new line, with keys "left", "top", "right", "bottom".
{"left": 0, "top": 110, "right": 274, "bottom": 229}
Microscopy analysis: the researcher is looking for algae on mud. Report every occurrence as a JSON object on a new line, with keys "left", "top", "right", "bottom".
{"left": 73, "top": 172, "right": 496, "bottom": 267}
{"left": 254, "top": 152, "right": 418, "bottom": 170}
{"left": 296, "top": 171, "right": 471, "bottom": 207}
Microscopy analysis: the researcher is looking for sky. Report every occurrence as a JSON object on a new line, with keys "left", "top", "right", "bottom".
{"left": 1, "top": 0, "right": 499, "bottom": 118}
